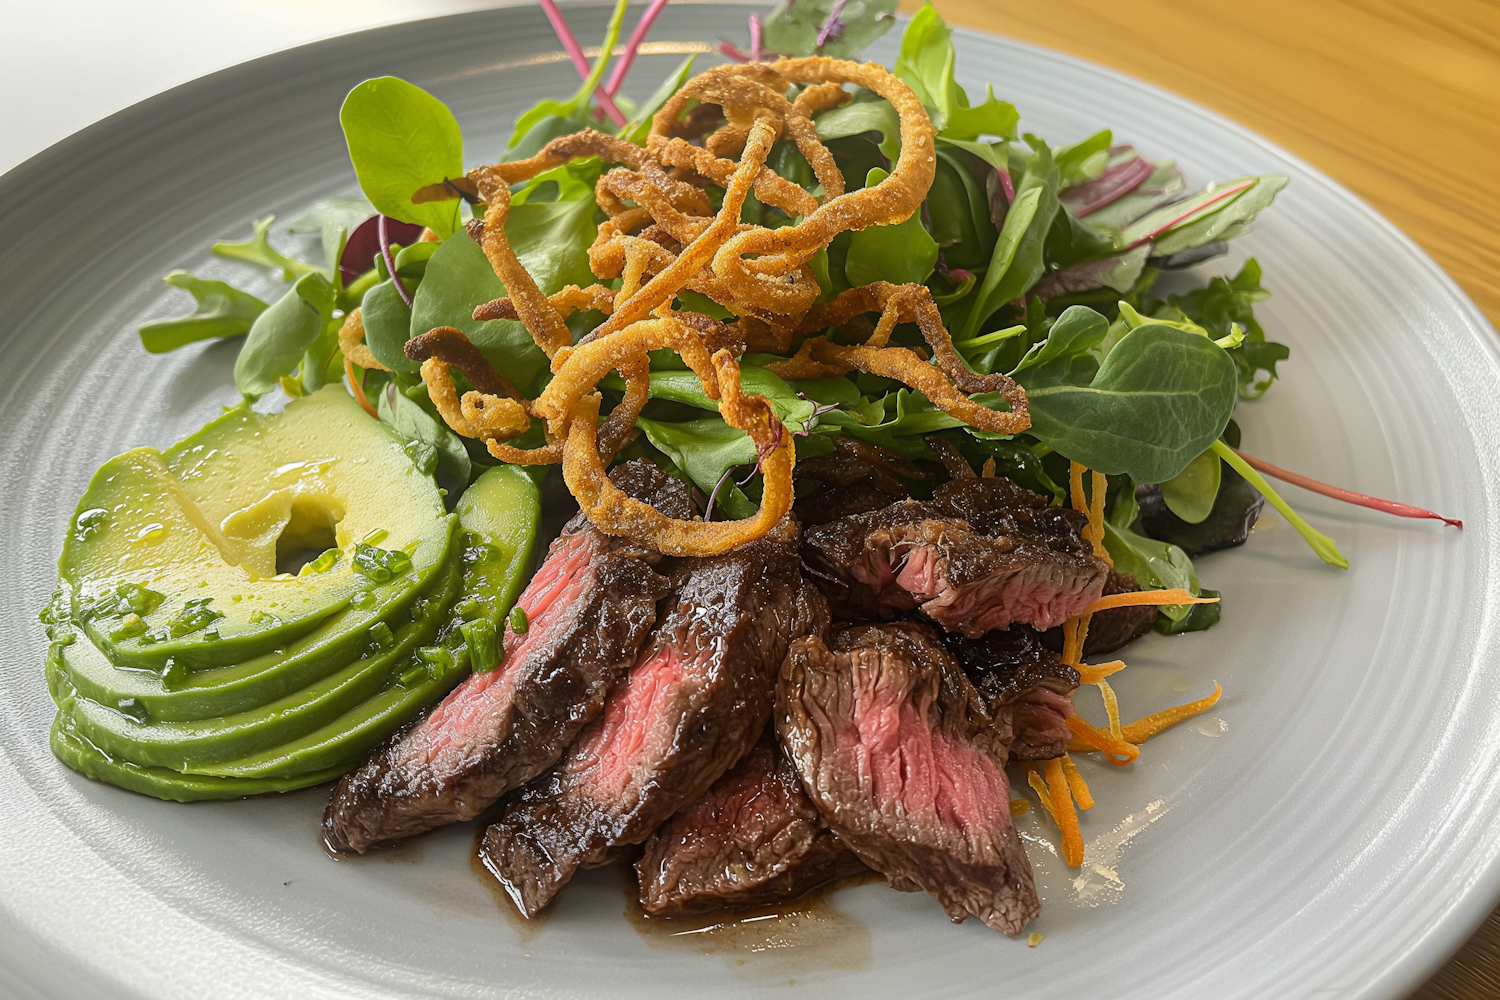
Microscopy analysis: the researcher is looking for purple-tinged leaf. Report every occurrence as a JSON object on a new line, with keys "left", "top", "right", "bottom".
{"left": 1061, "top": 155, "right": 1154, "bottom": 217}
{"left": 341, "top": 215, "right": 423, "bottom": 285}
{"left": 1032, "top": 244, "right": 1152, "bottom": 300}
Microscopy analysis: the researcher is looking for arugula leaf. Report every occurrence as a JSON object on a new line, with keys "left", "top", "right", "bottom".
{"left": 233, "top": 272, "right": 335, "bottom": 399}
{"left": 378, "top": 381, "right": 471, "bottom": 485}
{"left": 212, "top": 216, "right": 323, "bottom": 281}
{"left": 1103, "top": 521, "right": 1200, "bottom": 623}
{"left": 340, "top": 77, "right": 465, "bottom": 238}
{"left": 1159, "top": 447, "right": 1220, "bottom": 522}
{"left": 138, "top": 271, "right": 268, "bottom": 354}
{"left": 955, "top": 136, "right": 1059, "bottom": 338}
{"left": 814, "top": 97, "right": 902, "bottom": 162}
{"left": 285, "top": 197, "right": 373, "bottom": 282}
{"left": 894, "top": 5, "right": 1018, "bottom": 141}
{"left": 843, "top": 167, "right": 939, "bottom": 286}
{"left": 1023, "top": 322, "right": 1238, "bottom": 483}
{"left": 762, "top": 0, "right": 898, "bottom": 58}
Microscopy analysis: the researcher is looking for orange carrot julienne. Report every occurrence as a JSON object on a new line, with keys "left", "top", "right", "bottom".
{"left": 1044, "top": 757, "right": 1084, "bottom": 866}
{"left": 1076, "top": 660, "right": 1125, "bottom": 685}
{"left": 1089, "top": 470, "right": 1110, "bottom": 563}
{"left": 1026, "top": 767, "right": 1057, "bottom": 823}
{"left": 1082, "top": 589, "right": 1218, "bottom": 615}
{"left": 1066, "top": 714, "right": 1139, "bottom": 764}
{"left": 1069, "top": 460, "right": 1086, "bottom": 514}
{"left": 345, "top": 357, "right": 378, "bottom": 418}
{"left": 1097, "top": 677, "right": 1125, "bottom": 742}
{"left": 1060, "top": 753, "right": 1094, "bottom": 810}
{"left": 1010, "top": 798, "right": 1030, "bottom": 817}
{"left": 1120, "top": 684, "right": 1223, "bottom": 743}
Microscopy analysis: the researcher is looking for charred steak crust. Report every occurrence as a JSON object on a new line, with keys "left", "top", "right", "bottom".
{"left": 776, "top": 621, "right": 1041, "bottom": 937}
{"left": 479, "top": 524, "right": 806, "bottom": 916}
{"left": 938, "top": 627, "right": 1080, "bottom": 762}
{"left": 636, "top": 729, "right": 867, "bottom": 916}
{"left": 801, "top": 478, "right": 1110, "bottom": 636}
{"left": 321, "top": 463, "right": 686, "bottom": 854}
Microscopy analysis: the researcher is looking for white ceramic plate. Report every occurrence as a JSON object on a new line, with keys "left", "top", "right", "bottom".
{"left": 2, "top": 5, "right": 1497, "bottom": 998}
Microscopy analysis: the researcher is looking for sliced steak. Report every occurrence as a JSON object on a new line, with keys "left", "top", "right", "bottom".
{"left": 322, "top": 462, "right": 689, "bottom": 854}
{"left": 479, "top": 524, "right": 807, "bottom": 916}
{"left": 794, "top": 439, "right": 944, "bottom": 526}
{"left": 636, "top": 729, "right": 867, "bottom": 916}
{"left": 1041, "top": 570, "right": 1156, "bottom": 656}
{"left": 777, "top": 622, "right": 1040, "bottom": 936}
{"left": 939, "top": 627, "right": 1080, "bottom": 762}
{"left": 802, "top": 478, "right": 1109, "bottom": 636}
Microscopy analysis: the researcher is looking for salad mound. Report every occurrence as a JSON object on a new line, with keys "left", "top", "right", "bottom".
{"left": 45, "top": 0, "right": 1456, "bottom": 882}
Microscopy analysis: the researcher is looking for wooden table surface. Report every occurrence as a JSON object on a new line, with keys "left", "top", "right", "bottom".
{"left": 911, "top": 1, "right": 1499, "bottom": 995}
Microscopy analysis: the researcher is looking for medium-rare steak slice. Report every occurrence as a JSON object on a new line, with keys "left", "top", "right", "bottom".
{"left": 938, "top": 627, "right": 1080, "bottom": 762}
{"left": 777, "top": 621, "right": 1040, "bottom": 936}
{"left": 636, "top": 729, "right": 867, "bottom": 916}
{"left": 794, "top": 438, "right": 944, "bottom": 527}
{"left": 802, "top": 478, "right": 1109, "bottom": 636}
{"left": 478, "top": 525, "right": 807, "bottom": 916}
{"left": 1040, "top": 570, "right": 1157, "bottom": 656}
{"left": 321, "top": 462, "right": 688, "bottom": 854}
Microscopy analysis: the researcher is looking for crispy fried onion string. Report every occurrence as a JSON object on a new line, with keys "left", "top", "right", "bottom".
{"left": 396, "top": 56, "right": 1030, "bottom": 555}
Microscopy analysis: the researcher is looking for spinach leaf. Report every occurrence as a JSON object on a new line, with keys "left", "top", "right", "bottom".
{"left": 955, "top": 136, "right": 1058, "bottom": 338}
{"left": 815, "top": 98, "right": 902, "bottom": 162}
{"left": 1159, "top": 447, "right": 1220, "bottom": 522}
{"left": 340, "top": 77, "right": 465, "bottom": 238}
{"left": 1023, "top": 323, "right": 1237, "bottom": 483}
{"left": 1103, "top": 520, "right": 1199, "bottom": 623}
{"left": 212, "top": 216, "right": 323, "bottom": 281}
{"left": 1033, "top": 244, "right": 1151, "bottom": 301}
{"left": 843, "top": 167, "right": 938, "bottom": 286}
{"left": 762, "top": 0, "right": 898, "bottom": 58}
{"left": 894, "top": 6, "right": 1018, "bottom": 141}
{"left": 1008, "top": 304, "right": 1108, "bottom": 386}
{"left": 1161, "top": 259, "right": 1289, "bottom": 400}
{"left": 411, "top": 201, "right": 597, "bottom": 393}
{"left": 298, "top": 313, "right": 345, "bottom": 395}
{"left": 138, "top": 271, "right": 268, "bottom": 354}
{"left": 378, "top": 381, "right": 471, "bottom": 485}
{"left": 623, "top": 366, "right": 818, "bottom": 431}
{"left": 635, "top": 415, "right": 758, "bottom": 518}
{"left": 234, "top": 272, "right": 335, "bottom": 399}
{"left": 1156, "top": 587, "right": 1221, "bottom": 634}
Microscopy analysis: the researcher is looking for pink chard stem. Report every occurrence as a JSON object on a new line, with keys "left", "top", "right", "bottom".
{"left": 537, "top": 0, "right": 627, "bottom": 127}
{"left": 749, "top": 13, "right": 764, "bottom": 62}
{"left": 606, "top": 0, "right": 670, "bottom": 97}
{"left": 1235, "top": 449, "right": 1462, "bottom": 529}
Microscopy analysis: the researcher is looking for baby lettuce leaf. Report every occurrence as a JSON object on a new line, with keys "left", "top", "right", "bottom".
{"left": 762, "top": 0, "right": 898, "bottom": 59}
{"left": 955, "top": 136, "right": 1059, "bottom": 338}
{"left": 138, "top": 271, "right": 268, "bottom": 354}
{"left": 1056, "top": 130, "right": 1112, "bottom": 186}
{"left": 844, "top": 167, "right": 939, "bottom": 286}
{"left": 378, "top": 381, "right": 471, "bottom": 485}
{"left": 1023, "top": 323, "right": 1238, "bottom": 483}
{"left": 814, "top": 98, "right": 902, "bottom": 162}
{"left": 894, "top": 6, "right": 1018, "bottom": 141}
{"left": 212, "top": 216, "right": 323, "bottom": 281}
{"left": 340, "top": 77, "right": 465, "bottom": 238}
{"left": 233, "top": 272, "right": 335, "bottom": 399}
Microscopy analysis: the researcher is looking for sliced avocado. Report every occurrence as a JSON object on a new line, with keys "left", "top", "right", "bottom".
{"left": 60, "top": 387, "right": 451, "bottom": 670}
{"left": 50, "top": 555, "right": 461, "bottom": 769}
{"left": 53, "top": 518, "right": 458, "bottom": 723}
{"left": 452, "top": 464, "right": 543, "bottom": 629}
{"left": 50, "top": 713, "right": 350, "bottom": 802}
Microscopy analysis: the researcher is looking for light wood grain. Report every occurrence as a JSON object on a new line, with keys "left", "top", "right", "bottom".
{"left": 906, "top": 1, "right": 1500, "bottom": 995}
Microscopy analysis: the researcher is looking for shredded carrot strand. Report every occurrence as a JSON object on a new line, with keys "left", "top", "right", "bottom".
{"left": 1044, "top": 757, "right": 1084, "bottom": 866}
{"left": 982, "top": 456, "right": 996, "bottom": 478}
{"left": 1097, "top": 677, "right": 1125, "bottom": 742}
{"left": 1010, "top": 798, "right": 1030, "bottom": 817}
{"left": 1076, "top": 660, "right": 1125, "bottom": 685}
{"left": 1060, "top": 615, "right": 1081, "bottom": 665}
{"left": 345, "top": 356, "right": 379, "bottom": 418}
{"left": 1065, "top": 714, "right": 1140, "bottom": 764}
{"left": 1089, "top": 470, "right": 1110, "bottom": 563}
{"left": 1060, "top": 753, "right": 1093, "bottom": 810}
{"left": 1026, "top": 767, "right": 1057, "bottom": 823}
{"left": 1069, "top": 460, "right": 1086, "bottom": 514}
{"left": 1120, "top": 684, "right": 1223, "bottom": 743}
{"left": 1082, "top": 589, "right": 1217, "bottom": 614}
